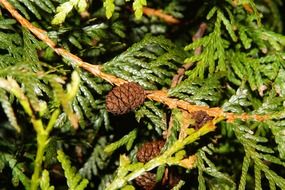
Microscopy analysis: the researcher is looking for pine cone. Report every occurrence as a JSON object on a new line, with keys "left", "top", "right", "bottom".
{"left": 135, "top": 172, "right": 157, "bottom": 190}
{"left": 106, "top": 82, "right": 145, "bottom": 115}
{"left": 191, "top": 111, "right": 214, "bottom": 130}
{"left": 137, "top": 140, "right": 165, "bottom": 163}
{"left": 135, "top": 140, "right": 180, "bottom": 190}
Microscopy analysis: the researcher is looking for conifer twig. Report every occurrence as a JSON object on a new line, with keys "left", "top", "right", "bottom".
{"left": 171, "top": 23, "right": 207, "bottom": 88}
{"left": 146, "top": 90, "right": 269, "bottom": 122}
{"left": 0, "top": 0, "right": 269, "bottom": 123}
{"left": 143, "top": 7, "right": 180, "bottom": 24}
{"left": 0, "top": 0, "right": 126, "bottom": 87}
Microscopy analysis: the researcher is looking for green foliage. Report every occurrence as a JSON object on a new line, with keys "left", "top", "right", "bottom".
{"left": 72, "top": 71, "right": 111, "bottom": 129}
{"left": 104, "top": 34, "right": 186, "bottom": 89}
{"left": 8, "top": 0, "right": 55, "bottom": 20}
{"left": 232, "top": 121, "right": 285, "bottom": 189}
{"left": 103, "top": 0, "right": 147, "bottom": 19}
{"left": 169, "top": 74, "right": 223, "bottom": 106}
{"left": 135, "top": 101, "right": 167, "bottom": 134}
{"left": 1, "top": 0, "right": 285, "bottom": 190}
{"left": 104, "top": 129, "right": 137, "bottom": 153}
{"left": 79, "top": 137, "right": 111, "bottom": 179}
{"left": 132, "top": 0, "right": 147, "bottom": 19}
{"left": 0, "top": 153, "right": 30, "bottom": 188}
{"left": 103, "top": 0, "right": 115, "bottom": 19}
{"left": 52, "top": 0, "right": 88, "bottom": 25}
{"left": 106, "top": 109, "right": 218, "bottom": 189}
{"left": 197, "top": 148, "right": 236, "bottom": 189}
{"left": 57, "top": 150, "right": 89, "bottom": 190}
{"left": 40, "top": 170, "right": 55, "bottom": 190}
{"left": 269, "top": 120, "right": 285, "bottom": 159}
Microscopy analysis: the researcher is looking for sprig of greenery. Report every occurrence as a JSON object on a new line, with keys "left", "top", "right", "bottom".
{"left": 103, "top": 0, "right": 147, "bottom": 19}
{"left": 104, "top": 34, "right": 186, "bottom": 89}
{"left": 40, "top": 170, "right": 55, "bottom": 190}
{"left": 106, "top": 110, "right": 221, "bottom": 190}
{"left": 104, "top": 129, "right": 137, "bottom": 154}
{"left": 0, "top": 153, "right": 30, "bottom": 189}
{"left": 232, "top": 121, "right": 285, "bottom": 189}
{"left": 57, "top": 150, "right": 89, "bottom": 190}
{"left": 1, "top": 0, "right": 285, "bottom": 189}
{"left": 8, "top": 0, "right": 55, "bottom": 20}
{"left": 52, "top": 0, "right": 88, "bottom": 25}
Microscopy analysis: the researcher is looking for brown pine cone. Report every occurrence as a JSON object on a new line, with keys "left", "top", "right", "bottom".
{"left": 135, "top": 172, "right": 157, "bottom": 190}
{"left": 106, "top": 82, "right": 145, "bottom": 115}
{"left": 137, "top": 140, "right": 165, "bottom": 163}
{"left": 191, "top": 110, "right": 214, "bottom": 130}
{"left": 135, "top": 140, "right": 180, "bottom": 190}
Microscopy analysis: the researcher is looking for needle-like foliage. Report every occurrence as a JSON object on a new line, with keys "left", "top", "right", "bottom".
{"left": 1, "top": 0, "right": 285, "bottom": 190}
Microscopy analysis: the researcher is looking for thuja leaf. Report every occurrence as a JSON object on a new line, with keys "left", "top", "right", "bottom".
{"left": 184, "top": 16, "right": 229, "bottom": 79}
{"left": 0, "top": 153, "right": 30, "bottom": 188}
{"left": 57, "top": 150, "right": 89, "bottom": 190}
{"left": 79, "top": 137, "right": 110, "bottom": 179}
{"left": 0, "top": 90, "right": 20, "bottom": 132}
{"left": 222, "top": 87, "right": 253, "bottom": 113}
{"left": 52, "top": 0, "right": 88, "bottom": 25}
{"left": 103, "top": 0, "right": 115, "bottom": 19}
{"left": 270, "top": 121, "right": 285, "bottom": 159}
{"left": 232, "top": 121, "right": 285, "bottom": 189}
{"left": 169, "top": 74, "right": 223, "bottom": 106}
{"left": 50, "top": 71, "right": 80, "bottom": 129}
{"left": 238, "top": 154, "right": 251, "bottom": 190}
{"left": 135, "top": 101, "right": 167, "bottom": 134}
{"left": 133, "top": 0, "right": 147, "bottom": 19}
{"left": 104, "top": 129, "right": 137, "bottom": 154}
{"left": 104, "top": 35, "right": 185, "bottom": 89}
{"left": 198, "top": 150, "right": 236, "bottom": 188}
{"left": 40, "top": 170, "right": 55, "bottom": 190}
{"left": 273, "top": 69, "right": 285, "bottom": 97}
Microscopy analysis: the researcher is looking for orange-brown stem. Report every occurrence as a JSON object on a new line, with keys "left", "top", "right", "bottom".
{"left": 143, "top": 7, "right": 180, "bottom": 24}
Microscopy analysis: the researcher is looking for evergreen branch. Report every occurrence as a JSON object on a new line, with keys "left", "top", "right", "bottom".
{"left": 135, "top": 101, "right": 167, "bottom": 134}
{"left": 0, "top": 153, "right": 30, "bottom": 189}
{"left": 133, "top": 0, "right": 147, "bottom": 19}
{"left": 143, "top": 7, "right": 180, "bottom": 24}
{"left": 104, "top": 129, "right": 137, "bottom": 154}
{"left": 106, "top": 121, "right": 216, "bottom": 190}
{"left": 79, "top": 137, "right": 110, "bottom": 179}
{"left": 0, "top": 90, "right": 20, "bottom": 132}
{"left": 57, "top": 150, "right": 89, "bottom": 190}
{"left": 40, "top": 170, "right": 55, "bottom": 190}
{"left": 103, "top": 0, "right": 115, "bottom": 19}
{"left": 0, "top": 73, "right": 78, "bottom": 189}
{"left": 233, "top": 122, "right": 285, "bottom": 189}
{"left": 0, "top": 0, "right": 269, "bottom": 124}
{"left": 198, "top": 149, "right": 236, "bottom": 188}
{"left": 52, "top": 0, "right": 88, "bottom": 25}
{"left": 0, "top": 77, "right": 48, "bottom": 190}
{"left": 147, "top": 90, "right": 269, "bottom": 122}
{"left": 171, "top": 22, "right": 207, "bottom": 88}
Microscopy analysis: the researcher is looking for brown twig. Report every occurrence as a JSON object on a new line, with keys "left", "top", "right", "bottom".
{"left": 143, "top": 7, "right": 180, "bottom": 24}
{"left": 0, "top": 0, "right": 269, "bottom": 123}
{"left": 168, "top": 23, "right": 207, "bottom": 138}
{"left": 171, "top": 23, "right": 207, "bottom": 88}
{"left": 146, "top": 90, "right": 269, "bottom": 122}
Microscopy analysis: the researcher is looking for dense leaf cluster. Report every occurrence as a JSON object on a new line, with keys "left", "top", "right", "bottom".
{"left": 0, "top": 0, "right": 285, "bottom": 189}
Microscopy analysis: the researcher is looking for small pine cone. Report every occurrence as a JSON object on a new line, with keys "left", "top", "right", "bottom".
{"left": 106, "top": 82, "right": 145, "bottom": 115}
{"left": 135, "top": 172, "right": 157, "bottom": 190}
{"left": 137, "top": 140, "right": 165, "bottom": 163}
{"left": 191, "top": 111, "right": 214, "bottom": 130}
